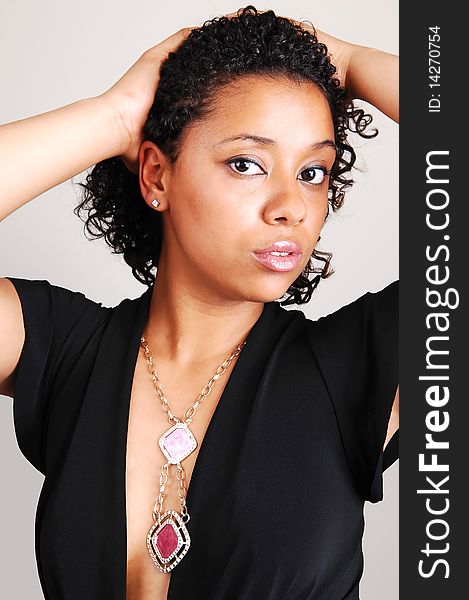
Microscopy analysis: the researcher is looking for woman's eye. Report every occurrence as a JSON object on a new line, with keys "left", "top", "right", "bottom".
{"left": 226, "top": 159, "right": 327, "bottom": 184}
{"left": 227, "top": 158, "right": 264, "bottom": 176}
{"left": 299, "top": 167, "right": 327, "bottom": 185}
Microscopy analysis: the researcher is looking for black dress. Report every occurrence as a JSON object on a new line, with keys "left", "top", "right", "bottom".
{"left": 6, "top": 276, "right": 398, "bottom": 600}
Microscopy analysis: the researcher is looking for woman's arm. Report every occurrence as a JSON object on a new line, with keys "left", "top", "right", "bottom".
{"left": 346, "top": 45, "right": 399, "bottom": 124}
{"left": 314, "top": 28, "right": 399, "bottom": 124}
{"left": 0, "top": 98, "right": 125, "bottom": 222}
{"left": 0, "top": 28, "right": 191, "bottom": 223}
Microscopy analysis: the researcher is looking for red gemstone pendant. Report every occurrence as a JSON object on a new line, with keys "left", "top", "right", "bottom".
{"left": 147, "top": 510, "right": 191, "bottom": 572}
{"left": 156, "top": 523, "right": 179, "bottom": 558}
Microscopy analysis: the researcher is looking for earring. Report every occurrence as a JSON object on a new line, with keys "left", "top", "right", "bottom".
{"left": 151, "top": 198, "right": 160, "bottom": 208}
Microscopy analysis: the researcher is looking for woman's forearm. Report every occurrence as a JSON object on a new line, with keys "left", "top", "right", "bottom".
{"left": 0, "top": 96, "right": 127, "bottom": 222}
{"left": 313, "top": 28, "right": 398, "bottom": 124}
{"left": 347, "top": 47, "right": 399, "bottom": 123}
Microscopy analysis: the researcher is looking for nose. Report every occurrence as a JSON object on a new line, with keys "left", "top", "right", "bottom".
{"left": 261, "top": 179, "right": 307, "bottom": 226}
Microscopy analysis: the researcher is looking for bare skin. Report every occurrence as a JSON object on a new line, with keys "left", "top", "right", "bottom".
{"left": 0, "top": 15, "right": 399, "bottom": 600}
{"left": 126, "top": 347, "right": 242, "bottom": 598}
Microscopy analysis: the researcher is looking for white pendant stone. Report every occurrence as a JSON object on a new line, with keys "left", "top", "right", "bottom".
{"left": 159, "top": 422, "right": 197, "bottom": 464}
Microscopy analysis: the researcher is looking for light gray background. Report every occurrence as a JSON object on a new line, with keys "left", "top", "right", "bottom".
{"left": 0, "top": 0, "right": 398, "bottom": 597}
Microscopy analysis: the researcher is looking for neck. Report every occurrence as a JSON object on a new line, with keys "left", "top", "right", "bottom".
{"left": 142, "top": 266, "right": 265, "bottom": 369}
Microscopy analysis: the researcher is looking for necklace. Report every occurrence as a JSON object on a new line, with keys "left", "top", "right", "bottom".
{"left": 140, "top": 334, "right": 248, "bottom": 573}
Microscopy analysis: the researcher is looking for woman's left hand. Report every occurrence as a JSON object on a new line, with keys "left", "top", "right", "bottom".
{"left": 293, "top": 20, "right": 399, "bottom": 123}
{"left": 294, "top": 23, "right": 355, "bottom": 90}
{"left": 290, "top": 19, "right": 399, "bottom": 123}
{"left": 225, "top": 10, "right": 398, "bottom": 123}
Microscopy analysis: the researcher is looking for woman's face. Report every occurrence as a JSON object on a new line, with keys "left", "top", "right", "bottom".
{"left": 150, "top": 75, "right": 336, "bottom": 304}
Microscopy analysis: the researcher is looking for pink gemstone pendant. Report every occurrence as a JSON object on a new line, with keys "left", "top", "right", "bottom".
{"left": 147, "top": 510, "right": 191, "bottom": 572}
{"left": 159, "top": 422, "right": 197, "bottom": 464}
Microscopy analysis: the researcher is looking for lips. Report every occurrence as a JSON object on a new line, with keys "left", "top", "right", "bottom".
{"left": 252, "top": 240, "right": 303, "bottom": 273}
{"left": 253, "top": 240, "right": 302, "bottom": 255}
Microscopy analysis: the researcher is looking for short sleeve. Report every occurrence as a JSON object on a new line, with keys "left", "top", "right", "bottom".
{"left": 5, "top": 277, "right": 111, "bottom": 475}
{"left": 306, "top": 280, "right": 399, "bottom": 503}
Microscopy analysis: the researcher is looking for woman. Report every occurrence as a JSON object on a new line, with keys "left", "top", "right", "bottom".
{"left": 0, "top": 6, "right": 398, "bottom": 600}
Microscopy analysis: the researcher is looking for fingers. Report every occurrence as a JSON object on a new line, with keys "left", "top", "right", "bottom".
{"left": 143, "top": 26, "right": 194, "bottom": 61}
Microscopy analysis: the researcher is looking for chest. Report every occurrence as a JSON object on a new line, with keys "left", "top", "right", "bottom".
{"left": 39, "top": 320, "right": 362, "bottom": 600}
{"left": 125, "top": 354, "right": 233, "bottom": 600}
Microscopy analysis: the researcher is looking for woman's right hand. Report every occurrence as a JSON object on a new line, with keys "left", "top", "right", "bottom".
{"left": 100, "top": 27, "right": 192, "bottom": 174}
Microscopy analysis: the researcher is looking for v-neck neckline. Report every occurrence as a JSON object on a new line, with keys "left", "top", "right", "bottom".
{"left": 116, "top": 285, "right": 287, "bottom": 599}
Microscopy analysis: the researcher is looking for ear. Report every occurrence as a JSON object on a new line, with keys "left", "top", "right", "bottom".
{"left": 138, "top": 141, "right": 173, "bottom": 211}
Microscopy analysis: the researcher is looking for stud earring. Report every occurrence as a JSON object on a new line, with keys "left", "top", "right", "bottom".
{"left": 151, "top": 198, "right": 160, "bottom": 208}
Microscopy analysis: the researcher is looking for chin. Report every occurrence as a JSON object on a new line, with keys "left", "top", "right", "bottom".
{"left": 240, "top": 280, "right": 297, "bottom": 304}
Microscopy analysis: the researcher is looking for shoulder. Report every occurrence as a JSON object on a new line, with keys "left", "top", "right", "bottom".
{"left": 298, "top": 281, "right": 399, "bottom": 501}
{"left": 306, "top": 280, "right": 398, "bottom": 336}
{"left": 4, "top": 276, "right": 115, "bottom": 352}
{"left": 5, "top": 276, "right": 113, "bottom": 313}
{"left": 300, "top": 280, "right": 398, "bottom": 380}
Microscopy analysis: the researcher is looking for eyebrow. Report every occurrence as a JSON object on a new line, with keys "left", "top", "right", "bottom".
{"left": 214, "top": 134, "right": 337, "bottom": 153}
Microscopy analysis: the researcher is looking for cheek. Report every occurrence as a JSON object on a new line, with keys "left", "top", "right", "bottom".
{"left": 169, "top": 171, "right": 252, "bottom": 257}
{"left": 306, "top": 193, "right": 329, "bottom": 228}
{"left": 302, "top": 196, "right": 329, "bottom": 255}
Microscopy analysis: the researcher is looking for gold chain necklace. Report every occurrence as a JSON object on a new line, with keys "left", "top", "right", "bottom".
{"left": 140, "top": 334, "right": 247, "bottom": 573}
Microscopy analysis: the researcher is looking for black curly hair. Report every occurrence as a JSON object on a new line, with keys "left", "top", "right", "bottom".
{"left": 74, "top": 5, "right": 377, "bottom": 306}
